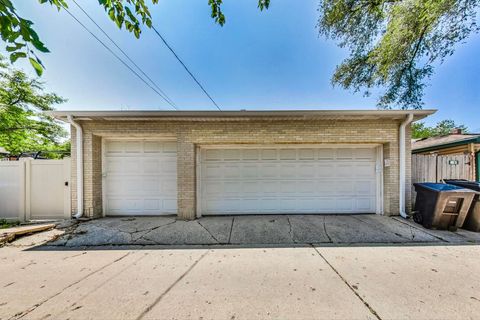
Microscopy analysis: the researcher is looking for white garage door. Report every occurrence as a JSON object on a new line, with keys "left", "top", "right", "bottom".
{"left": 104, "top": 140, "right": 177, "bottom": 215}
{"left": 200, "top": 146, "right": 379, "bottom": 215}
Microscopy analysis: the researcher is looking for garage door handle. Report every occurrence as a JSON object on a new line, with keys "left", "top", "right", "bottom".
{"left": 65, "top": 181, "right": 69, "bottom": 186}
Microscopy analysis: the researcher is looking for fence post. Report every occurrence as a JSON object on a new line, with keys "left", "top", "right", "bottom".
{"left": 63, "top": 157, "right": 72, "bottom": 218}
{"left": 17, "top": 160, "right": 26, "bottom": 221}
{"left": 24, "top": 159, "right": 32, "bottom": 221}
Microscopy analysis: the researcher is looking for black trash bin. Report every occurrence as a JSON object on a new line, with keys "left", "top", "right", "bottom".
{"left": 444, "top": 179, "right": 480, "bottom": 232}
{"left": 413, "top": 183, "right": 476, "bottom": 231}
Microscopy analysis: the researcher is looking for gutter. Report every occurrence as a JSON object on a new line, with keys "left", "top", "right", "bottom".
{"left": 67, "top": 115, "right": 83, "bottom": 219}
{"left": 399, "top": 113, "right": 414, "bottom": 218}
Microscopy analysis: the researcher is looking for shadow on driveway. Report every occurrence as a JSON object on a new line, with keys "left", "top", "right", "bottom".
{"left": 27, "top": 214, "right": 480, "bottom": 251}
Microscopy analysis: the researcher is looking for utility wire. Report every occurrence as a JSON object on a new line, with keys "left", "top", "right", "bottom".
{"left": 70, "top": 0, "right": 176, "bottom": 108}
{"left": 63, "top": 7, "right": 177, "bottom": 109}
{"left": 151, "top": 26, "right": 221, "bottom": 111}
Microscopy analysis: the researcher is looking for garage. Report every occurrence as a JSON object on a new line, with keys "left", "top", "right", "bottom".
{"left": 103, "top": 140, "right": 177, "bottom": 215}
{"left": 199, "top": 146, "right": 381, "bottom": 215}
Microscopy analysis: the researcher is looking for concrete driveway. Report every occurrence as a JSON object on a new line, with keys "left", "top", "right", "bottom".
{"left": 1, "top": 215, "right": 480, "bottom": 319}
{"left": 46, "top": 214, "right": 480, "bottom": 247}
{"left": 1, "top": 227, "right": 480, "bottom": 319}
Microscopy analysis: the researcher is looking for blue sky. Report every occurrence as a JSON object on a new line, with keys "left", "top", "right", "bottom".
{"left": 11, "top": 0, "right": 480, "bottom": 130}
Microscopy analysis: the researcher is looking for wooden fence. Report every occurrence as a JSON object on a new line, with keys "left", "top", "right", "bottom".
{"left": 412, "top": 153, "right": 475, "bottom": 205}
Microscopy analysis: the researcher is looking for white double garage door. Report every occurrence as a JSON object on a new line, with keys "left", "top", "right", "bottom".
{"left": 104, "top": 140, "right": 381, "bottom": 216}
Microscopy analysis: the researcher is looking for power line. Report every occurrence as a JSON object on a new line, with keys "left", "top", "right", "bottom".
{"left": 63, "top": 7, "right": 177, "bottom": 110}
{"left": 151, "top": 26, "right": 221, "bottom": 111}
{"left": 70, "top": 0, "right": 176, "bottom": 108}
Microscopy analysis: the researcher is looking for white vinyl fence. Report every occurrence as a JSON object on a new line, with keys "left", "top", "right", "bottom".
{"left": 0, "top": 159, "right": 70, "bottom": 221}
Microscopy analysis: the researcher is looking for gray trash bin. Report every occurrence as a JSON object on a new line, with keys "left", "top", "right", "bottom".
{"left": 413, "top": 183, "right": 476, "bottom": 231}
{"left": 444, "top": 179, "right": 480, "bottom": 232}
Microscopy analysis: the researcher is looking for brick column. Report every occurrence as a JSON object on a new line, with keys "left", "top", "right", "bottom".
{"left": 83, "top": 133, "right": 103, "bottom": 218}
{"left": 177, "top": 135, "right": 196, "bottom": 220}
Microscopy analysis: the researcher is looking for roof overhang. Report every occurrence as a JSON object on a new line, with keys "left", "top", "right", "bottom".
{"left": 48, "top": 109, "right": 436, "bottom": 122}
{"left": 412, "top": 136, "right": 480, "bottom": 153}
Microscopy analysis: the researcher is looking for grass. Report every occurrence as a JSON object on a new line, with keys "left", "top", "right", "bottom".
{"left": 0, "top": 219, "right": 20, "bottom": 229}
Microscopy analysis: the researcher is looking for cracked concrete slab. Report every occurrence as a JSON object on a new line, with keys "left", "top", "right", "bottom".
{"left": 392, "top": 217, "right": 477, "bottom": 243}
{"left": 288, "top": 215, "right": 331, "bottom": 243}
{"left": 324, "top": 216, "right": 407, "bottom": 243}
{"left": 64, "top": 225, "right": 133, "bottom": 247}
{"left": 197, "top": 216, "right": 233, "bottom": 244}
{"left": 229, "top": 215, "right": 294, "bottom": 244}
{"left": 353, "top": 215, "right": 441, "bottom": 242}
{"left": 141, "top": 220, "right": 218, "bottom": 245}
{"left": 43, "top": 214, "right": 480, "bottom": 247}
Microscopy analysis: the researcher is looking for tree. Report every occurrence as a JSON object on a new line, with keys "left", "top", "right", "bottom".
{"left": 412, "top": 119, "right": 468, "bottom": 139}
{"left": 317, "top": 0, "right": 478, "bottom": 109}
{"left": 0, "top": 0, "right": 477, "bottom": 109}
{"left": 0, "top": 56, "right": 68, "bottom": 156}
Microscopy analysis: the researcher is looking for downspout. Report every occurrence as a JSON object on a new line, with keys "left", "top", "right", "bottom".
{"left": 399, "top": 113, "right": 414, "bottom": 218}
{"left": 67, "top": 115, "right": 83, "bottom": 219}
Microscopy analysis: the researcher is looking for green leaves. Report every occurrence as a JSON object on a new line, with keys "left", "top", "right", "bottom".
{"left": 0, "top": 0, "right": 54, "bottom": 76}
{"left": 100, "top": 0, "right": 155, "bottom": 39}
{"left": 318, "top": 0, "right": 479, "bottom": 109}
{"left": 0, "top": 56, "right": 68, "bottom": 155}
{"left": 413, "top": 120, "right": 468, "bottom": 139}
{"left": 1, "top": 0, "right": 272, "bottom": 78}
{"left": 9, "top": 52, "right": 26, "bottom": 63}
{"left": 208, "top": 0, "right": 270, "bottom": 26}
{"left": 29, "top": 57, "right": 43, "bottom": 76}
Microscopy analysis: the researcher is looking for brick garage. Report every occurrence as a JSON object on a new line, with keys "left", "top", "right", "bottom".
{"left": 52, "top": 110, "right": 434, "bottom": 220}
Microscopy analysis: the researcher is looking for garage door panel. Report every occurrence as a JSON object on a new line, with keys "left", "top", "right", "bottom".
{"left": 205, "top": 149, "right": 222, "bottom": 161}
{"left": 223, "top": 149, "right": 241, "bottom": 160}
{"left": 279, "top": 149, "right": 296, "bottom": 160}
{"left": 355, "top": 163, "right": 376, "bottom": 177}
{"left": 224, "top": 181, "right": 242, "bottom": 194}
{"left": 124, "top": 141, "right": 142, "bottom": 153}
{"left": 317, "top": 164, "right": 335, "bottom": 177}
{"left": 261, "top": 149, "right": 277, "bottom": 160}
{"left": 260, "top": 164, "right": 278, "bottom": 177}
{"left": 106, "top": 141, "right": 124, "bottom": 154}
{"left": 318, "top": 148, "right": 335, "bottom": 160}
{"left": 299, "top": 149, "right": 315, "bottom": 160}
{"left": 279, "top": 164, "right": 297, "bottom": 177}
{"left": 336, "top": 148, "right": 354, "bottom": 160}
{"left": 336, "top": 198, "right": 354, "bottom": 211}
{"left": 105, "top": 140, "right": 177, "bottom": 215}
{"left": 355, "top": 148, "right": 376, "bottom": 160}
{"left": 355, "top": 181, "right": 375, "bottom": 195}
{"left": 201, "top": 146, "right": 378, "bottom": 215}
{"left": 356, "top": 198, "right": 375, "bottom": 211}
{"left": 335, "top": 181, "right": 354, "bottom": 194}
{"left": 336, "top": 164, "right": 354, "bottom": 177}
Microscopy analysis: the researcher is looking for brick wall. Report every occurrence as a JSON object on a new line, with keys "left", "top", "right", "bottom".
{"left": 70, "top": 118, "right": 410, "bottom": 219}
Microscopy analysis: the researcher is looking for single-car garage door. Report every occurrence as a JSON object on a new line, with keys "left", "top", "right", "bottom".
{"left": 104, "top": 140, "right": 177, "bottom": 215}
{"left": 199, "top": 146, "right": 380, "bottom": 215}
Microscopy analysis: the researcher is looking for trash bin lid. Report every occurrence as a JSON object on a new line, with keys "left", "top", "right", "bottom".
{"left": 414, "top": 182, "right": 466, "bottom": 192}
{"left": 444, "top": 179, "right": 480, "bottom": 192}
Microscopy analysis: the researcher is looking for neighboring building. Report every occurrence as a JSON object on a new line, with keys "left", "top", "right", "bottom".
{"left": 50, "top": 109, "right": 434, "bottom": 220}
{"left": 412, "top": 130, "right": 480, "bottom": 181}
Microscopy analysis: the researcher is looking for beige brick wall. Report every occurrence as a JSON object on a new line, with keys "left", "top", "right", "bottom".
{"left": 70, "top": 118, "right": 411, "bottom": 220}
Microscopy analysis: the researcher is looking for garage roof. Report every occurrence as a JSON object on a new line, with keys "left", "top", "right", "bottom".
{"left": 412, "top": 133, "right": 480, "bottom": 153}
{"left": 48, "top": 109, "right": 435, "bottom": 122}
